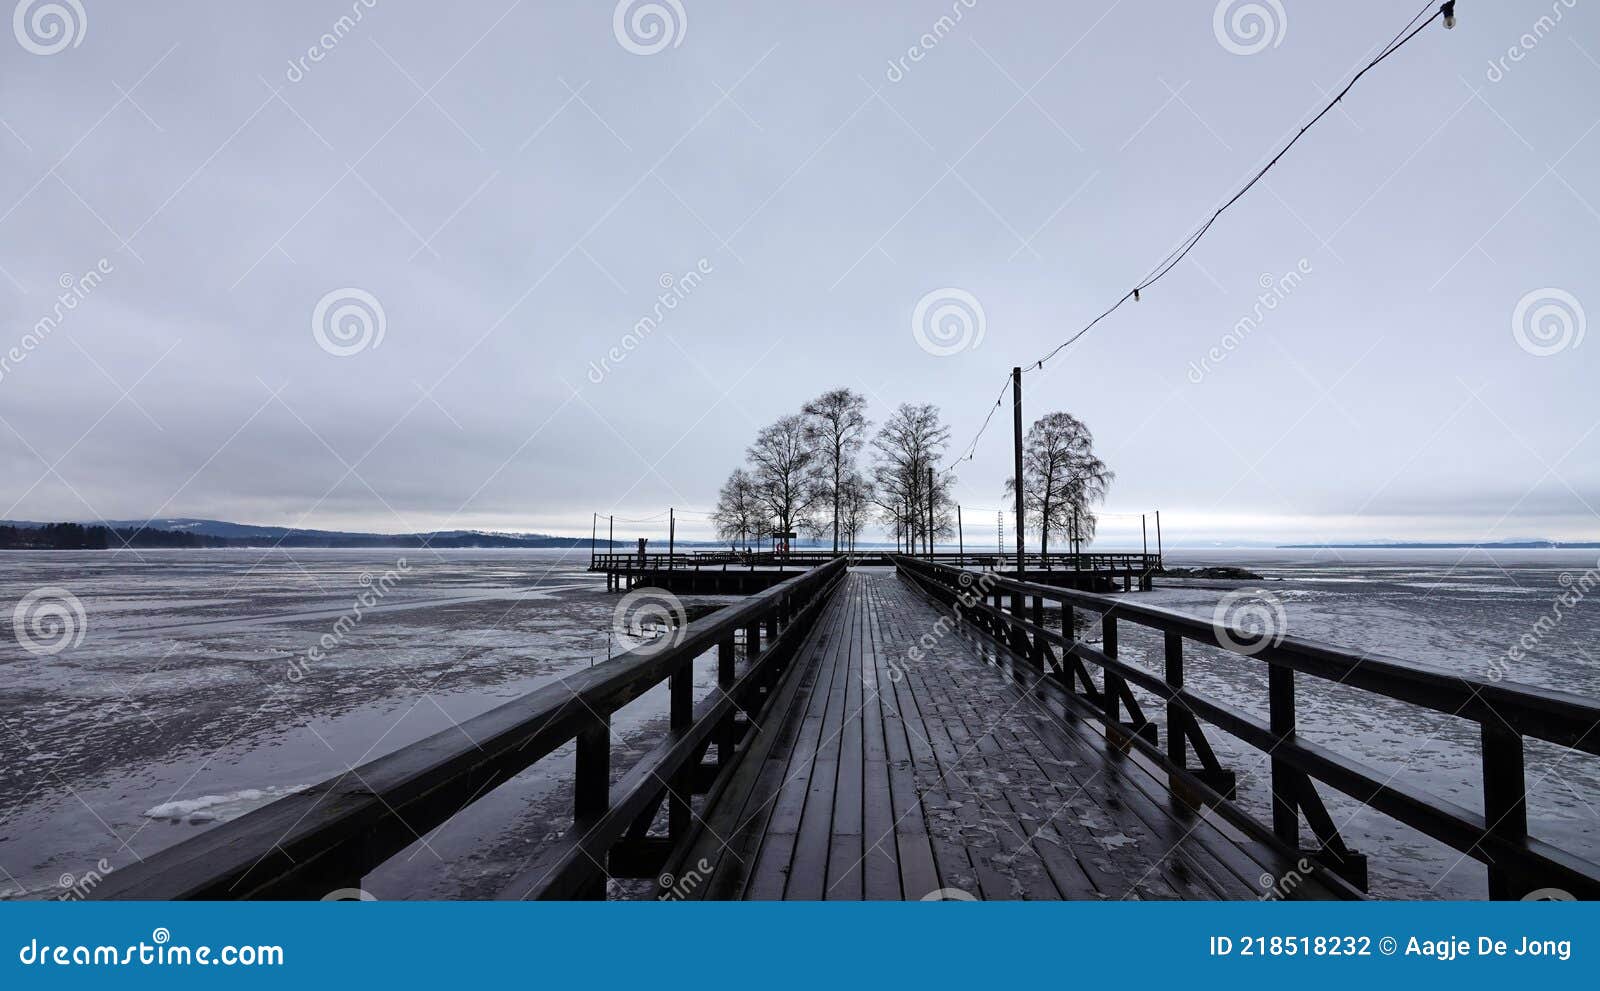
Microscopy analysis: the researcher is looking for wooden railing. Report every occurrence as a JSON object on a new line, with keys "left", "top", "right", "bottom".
{"left": 591, "top": 549, "right": 1162, "bottom": 573}
{"left": 894, "top": 555, "right": 1600, "bottom": 900}
{"left": 92, "top": 559, "right": 848, "bottom": 900}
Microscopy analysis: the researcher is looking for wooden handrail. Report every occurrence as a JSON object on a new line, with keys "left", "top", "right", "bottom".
{"left": 92, "top": 559, "right": 849, "bottom": 900}
{"left": 893, "top": 554, "right": 1600, "bottom": 900}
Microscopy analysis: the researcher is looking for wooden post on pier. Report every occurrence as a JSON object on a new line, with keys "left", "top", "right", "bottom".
{"left": 926, "top": 465, "right": 935, "bottom": 561}
{"left": 957, "top": 504, "right": 964, "bottom": 565}
{"left": 668, "top": 507, "right": 675, "bottom": 567}
{"left": 1155, "top": 510, "right": 1163, "bottom": 560}
{"left": 1142, "top": 514, "right": 1148, "bottom": 556}
{"left": 1012, "top": 366, "right": 1024, "bottom": 578}
{"left": 590, "top": 513, "right": 597, "bottom": 569}
{"left": 1011, "top": 367, "right": 1026, "bottom": 652}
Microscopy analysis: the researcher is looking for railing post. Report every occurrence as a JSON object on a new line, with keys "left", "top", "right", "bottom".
{"left": 1481, "top": 724, "right": 1528, "bottom": 900}
{"left": 718, "top": 637, "right": 737, "bottom": 771}
{"left": 574, "top": 712, "right": 612, "bottom": 899}
{"left": 1101, "top": 615, "right": 1120, "bottom": 725}
{"left": 668, "top": 660, "right": 693, "bottom": 840}
{"left": 1057, "top": 601, "right": 1075, "bottom": 690}
{"left": 1029, "top": 593, "right": 1045, "bottom": 669}
{"left": 1268, "top": 664, "right": 1299, "bottom": 847}
{"left": 1165, "top": 632, "right": 1185, "bottom": 773}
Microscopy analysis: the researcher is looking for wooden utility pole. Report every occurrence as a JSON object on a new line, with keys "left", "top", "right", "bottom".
{"left": 1012, "top": 366, "right": 1025, "bottom": 578}
{"left": 957, "top": 504, "right": 964, "bottom": 564}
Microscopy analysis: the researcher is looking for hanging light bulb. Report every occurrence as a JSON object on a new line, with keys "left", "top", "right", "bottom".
{"left": 1442, "top": 1, "right": 1455, "bottom": 28}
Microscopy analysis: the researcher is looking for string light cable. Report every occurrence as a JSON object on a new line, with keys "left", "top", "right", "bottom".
{"left": 942, "top": 2, "right": 1457, "bottom": 476}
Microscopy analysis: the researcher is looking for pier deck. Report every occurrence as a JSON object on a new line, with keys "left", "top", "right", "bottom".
{"left": 674, "top": 569, "right": 1336, "bottom": 900}
{"left": 94, "top": 556, "right": 1600, "bottom": 903}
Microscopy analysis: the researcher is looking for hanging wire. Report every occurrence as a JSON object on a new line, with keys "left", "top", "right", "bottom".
{"left": 941, "top": 2, "right": 1451, "bottom": 475}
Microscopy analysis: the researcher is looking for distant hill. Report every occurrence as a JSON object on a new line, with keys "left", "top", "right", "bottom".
{"left": 0, "top": 518, "right": 622, "bottom": 550}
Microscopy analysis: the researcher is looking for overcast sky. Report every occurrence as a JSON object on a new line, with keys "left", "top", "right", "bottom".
{"left": 0, "top": 0, "right": 1595, "bottom": 546}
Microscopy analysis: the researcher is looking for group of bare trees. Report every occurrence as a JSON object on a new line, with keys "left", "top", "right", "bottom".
{"left": 713, "top": 389, "right": 873, "bottom": 553}
{"left": 713, "top": 389, "right": 1113, "bottom": 554}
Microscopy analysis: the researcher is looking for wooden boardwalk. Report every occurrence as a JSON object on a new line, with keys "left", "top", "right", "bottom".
{"left": 674, "top": 569, "right": 1340, "bottom": 900}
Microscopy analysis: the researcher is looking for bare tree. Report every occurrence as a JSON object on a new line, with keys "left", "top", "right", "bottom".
{"left": 1004, "top": 411, "right": 1114, "bottom": 555}
{"left": 870, "top": 403, "right": 953, "bottom": 554}
{"left": 711, "top": 468, "right": 765, "bottom": 551}
{"left": 802, "top": 388, "right": 870, "bottom": 553}
{"left": 746, "top": 414, "right": 819, "bottom": 545}
{"left": 838, "top": 471, "right": 875, "bottom": 555}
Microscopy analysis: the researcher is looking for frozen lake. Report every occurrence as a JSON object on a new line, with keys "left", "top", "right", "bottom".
{"left": 2, "top": 546, "right": 1597, "bottom": 900}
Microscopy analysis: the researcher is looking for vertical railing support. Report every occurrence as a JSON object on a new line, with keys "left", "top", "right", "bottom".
{"left": 574, "top": 713, "right": 612, "bottom": 899}
{"left": 1268, "top": 664, "right": 1299, "bottom": 847}
{"left": 668, "top": 661, "right": 693, "bottom": 840}
{"left": 717, "top": 637, "right": 737, "bottom": 771}
{"left": 1164, "top": 632, "right": 1185, "bottom": 775}
{"left": 1481, "top": 724, "right": 1528, "bottom": 900}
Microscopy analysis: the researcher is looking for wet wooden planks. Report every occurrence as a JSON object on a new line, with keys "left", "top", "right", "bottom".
{"left": 687, "top": 569, "right": 1345, "bottom": 901}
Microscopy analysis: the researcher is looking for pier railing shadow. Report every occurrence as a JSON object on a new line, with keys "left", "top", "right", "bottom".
{"left": 91, "top": 559, "right": 848, "bottom": 900}
{"left": 895, "top": 555, "right": 1600, "bottom": 901}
